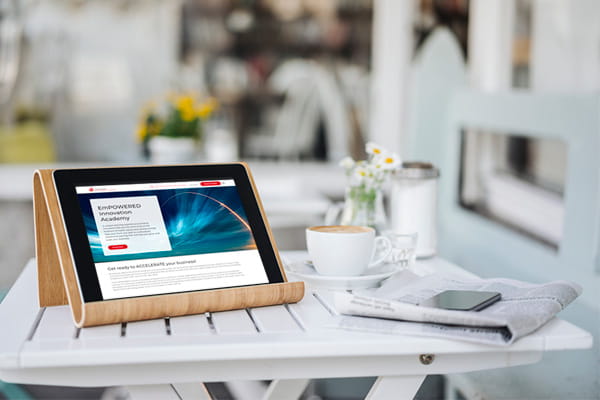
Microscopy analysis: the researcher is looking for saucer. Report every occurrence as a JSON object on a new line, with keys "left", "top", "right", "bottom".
{"left": 283, "top": 260, "right": 402, "bottom": 290}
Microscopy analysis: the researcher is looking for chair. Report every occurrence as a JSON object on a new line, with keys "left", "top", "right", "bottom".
{"left": 0, "top": 290, "right": 33, "bottom": 399}
{"left": 406, "top": 25, "right": 599, "bottom": 398}
{"left": 424, "top": 90, "right": 600, "bottom": 399}
{"left": 245, "top": 59, "right": 351, "bottom": 161}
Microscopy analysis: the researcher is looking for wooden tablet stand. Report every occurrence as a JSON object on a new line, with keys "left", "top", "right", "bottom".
{"left": 33, "top": 168, "right": 304, "bottom": 327}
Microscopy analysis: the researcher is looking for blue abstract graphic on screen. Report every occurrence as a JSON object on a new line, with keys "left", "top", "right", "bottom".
{"left": 78, "top": 187, "right": 256, "bottom": 263}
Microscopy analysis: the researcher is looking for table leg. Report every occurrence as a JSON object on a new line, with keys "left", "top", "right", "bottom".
{"left": 172, "top": 383, "right": 213, "bottom": 399}
{"left": 125, "top": 383, "right": 211, "bottom": 400}
{"left": 262, "top": 379, "right": 310, "bottom": 400}
{"left": 0, "top": 381, "right": 32, "bottom": 400}
{"left": 365, "top": 375, "right": 426, "bottom": 400}
{"left": 225, "top": 381, "right": 268, "bottom": 399}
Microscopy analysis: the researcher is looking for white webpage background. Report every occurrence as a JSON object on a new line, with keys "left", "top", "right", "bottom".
{"left": 95, "top": 249, "right": 269, "bottom": 299}
{"left": 90, "top": 196, "right": 172, "bottom": 256}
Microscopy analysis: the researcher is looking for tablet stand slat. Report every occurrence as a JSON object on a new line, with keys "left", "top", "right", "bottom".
{"left": 34, "top": 170, "right": 85, "bottom": 324}
{"left": 34, "top": 172, "right": 68, "bottom": 307}
{"left": 32, "top": 165, "right": 304, "bottom": 328}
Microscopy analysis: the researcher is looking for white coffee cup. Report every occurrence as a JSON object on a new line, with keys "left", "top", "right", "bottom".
{"left": 306, "top": 225, "right": 392, "bottom": 276}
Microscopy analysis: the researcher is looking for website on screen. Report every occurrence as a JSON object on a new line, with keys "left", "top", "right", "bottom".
{"left": 76, "top": 180, "right": 268, "bottom": 300}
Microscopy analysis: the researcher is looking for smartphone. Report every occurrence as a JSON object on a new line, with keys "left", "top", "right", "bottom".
{"left": 421, "top": 290, "right": 501, "bottom": 311}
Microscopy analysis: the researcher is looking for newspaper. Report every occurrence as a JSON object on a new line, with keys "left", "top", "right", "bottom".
{"left": 333, "top": 272, "right": 581, "bottom": 346}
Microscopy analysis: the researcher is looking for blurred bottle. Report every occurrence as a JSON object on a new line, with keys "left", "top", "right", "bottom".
{"left": 203, "top": 110, "right": 238, "bottom": 162}
{"left": 389, "top": 162, "right": 439, "bottom": 258}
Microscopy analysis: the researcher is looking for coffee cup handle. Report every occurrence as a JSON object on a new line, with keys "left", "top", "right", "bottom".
{"left": 368, "top": 236, "right": 392, "bottom": 268}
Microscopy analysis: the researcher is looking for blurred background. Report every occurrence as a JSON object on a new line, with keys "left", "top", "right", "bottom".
{"left": 0, "top": 0, "right": 599, "bottom": 399}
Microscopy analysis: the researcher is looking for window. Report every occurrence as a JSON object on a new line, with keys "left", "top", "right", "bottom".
{"left": 459, "top": 128, "right": 567, "bottom": 249}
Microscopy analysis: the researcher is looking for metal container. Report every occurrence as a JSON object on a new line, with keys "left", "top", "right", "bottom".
{"left": 390, "top": 162, "right": 440, "bottom": 258}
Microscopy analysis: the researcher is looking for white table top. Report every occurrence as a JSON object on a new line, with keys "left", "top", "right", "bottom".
{"left": 0, "top": 252, "right": 591, "bottom": 390}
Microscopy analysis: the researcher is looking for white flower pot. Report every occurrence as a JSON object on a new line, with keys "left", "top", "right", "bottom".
{"left": 148, "top": 136, "right": 197, "bottom": 164}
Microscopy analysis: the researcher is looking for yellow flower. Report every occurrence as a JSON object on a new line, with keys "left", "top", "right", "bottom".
{"left": 175, "top": 95, "right": 197, "bottom": 122}
{"left": 196, "top": 97, "right": 218, "bottom": 119}
{"left": 136, "top": 124, "right": 148, "bottom": 142}
{"left": 135, "top": 92, "right": 214, "bottom": 142}
{"left": 147, "top": 121, "right": 162, "bottom": 136}
{"left": 180, "top": 108, "right": 196, "bottom": 122}
{"left": 175, "top": 95, "right": 193, "bottom": 109}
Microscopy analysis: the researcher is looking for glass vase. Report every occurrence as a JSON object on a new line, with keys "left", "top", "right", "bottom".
{"left": 340, "top": 185, "right": 387, "bottom": 231}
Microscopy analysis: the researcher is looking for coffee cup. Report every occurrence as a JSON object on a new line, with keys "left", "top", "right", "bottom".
{"left": 306, "top": 225, "right": 392, "bottom": 276}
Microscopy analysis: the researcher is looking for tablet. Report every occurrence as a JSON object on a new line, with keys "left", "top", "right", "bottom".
{"left": 53, "top": 163, "right": 286, "bottom": 303}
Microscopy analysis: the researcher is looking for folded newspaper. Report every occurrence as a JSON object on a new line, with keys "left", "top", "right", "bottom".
{"left": 333, "top": 272, "right": 581, "bottom": 346}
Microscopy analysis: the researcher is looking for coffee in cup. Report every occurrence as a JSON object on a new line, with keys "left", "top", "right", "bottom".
{"left": 306, "top": 225, "right": 392, "bottom": 276}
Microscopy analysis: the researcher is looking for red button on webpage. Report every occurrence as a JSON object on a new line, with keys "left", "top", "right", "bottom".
{"left": 200, "top": 181, "right": 221, "bottom": 186}
{"left": 108, "top": 244, "right": 128, "bottom": 250}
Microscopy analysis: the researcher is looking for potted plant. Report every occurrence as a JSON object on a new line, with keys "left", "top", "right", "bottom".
{"left": 137, "top": 93, "right": 217, "bottom": 163}
{"left": 337, "top": 142, "right": 401, "bottom": 230}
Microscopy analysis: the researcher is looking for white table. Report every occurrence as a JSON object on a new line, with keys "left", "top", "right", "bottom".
{"left": 0, "top": 252, "right": 592, "bottom": 400}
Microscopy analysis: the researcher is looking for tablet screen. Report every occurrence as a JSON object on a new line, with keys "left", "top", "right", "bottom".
{"left": 75, "top": 179, "right": 268, "bottom": 300}
{"left": 54, "top": 164, "right": 284, "bottom": 303}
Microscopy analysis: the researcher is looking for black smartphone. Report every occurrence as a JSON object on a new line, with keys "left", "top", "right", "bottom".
{"left": 421, "top": 290, "right": 501, "bottom": 311}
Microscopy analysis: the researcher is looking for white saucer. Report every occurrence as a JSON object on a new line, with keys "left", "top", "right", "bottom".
{"left": 284, "top": 260, "right": 403, "bottom": 290}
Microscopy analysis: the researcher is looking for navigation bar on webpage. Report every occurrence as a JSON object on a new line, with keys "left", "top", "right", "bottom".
{"left": 76, "top": 179, "right": 235, "bottom": 194}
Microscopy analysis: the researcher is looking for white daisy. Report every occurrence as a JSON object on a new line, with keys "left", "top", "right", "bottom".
{"left": 380, "top": 152, "right": 401, "bottom": 170}
{"left": 365, "top": 142, "right": 384, "bottom": 156}
{"left": 338, "top": 156, "right": 355, "bottom": 170}
{"left": 352, "top": 166, "right": 368, "bottom": 182}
